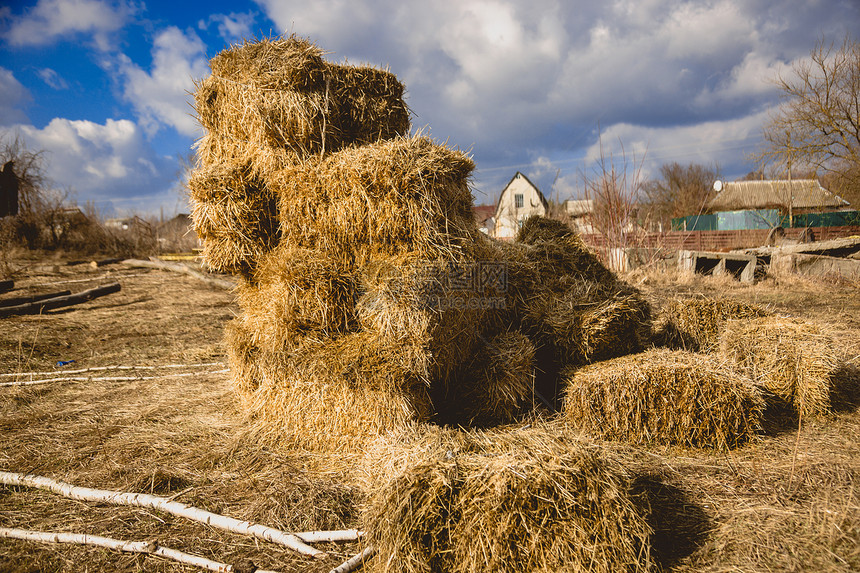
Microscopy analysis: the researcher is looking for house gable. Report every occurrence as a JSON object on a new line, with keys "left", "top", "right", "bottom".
{"left": 493, "top": 172, "right": 548, "bottom": 239}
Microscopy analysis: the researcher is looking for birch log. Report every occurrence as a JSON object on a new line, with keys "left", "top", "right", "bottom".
{"left": 0, "top": 471, "right": 325, "bottom": 559}
{"left": 121, "top": 259, "right": 236, "bottom": 290}
{"left": 329, "top": 546, "right": 375, "bottom": 573}
{"left": 295, "top": 529, "right": 363, "bottom": 543}
{"left": 0, "top": 527, "right": 279, "bottom": 573}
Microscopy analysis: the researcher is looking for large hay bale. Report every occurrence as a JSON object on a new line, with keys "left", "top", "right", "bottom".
{"left": 187, "top": 162, "right": 280, "bottom": 275}
{"left": 237, "top": 244, "right": 358, "bottom": 349}
{"left": 194, "top": 36, "right": 410, "bottom": 163}
{"left": 654, "top": 297, "right": 771, "bottom": 352}
{"left": 720, "top": 317, "right": 837, "bottom": 418}
{"left": 361, "top": 424, "right": 654, "bottom": 573}
{"left": 270, "top": 134, "right": 477, "bottom": 263}
{"left": 562, "top": 348, "right": 764, "bottom": 449}
{"left": 224, "top": 319, "right": 434, "bottom": 468}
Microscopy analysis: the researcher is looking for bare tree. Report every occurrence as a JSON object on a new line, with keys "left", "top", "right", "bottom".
{"left": 580, "top": 135, "right": 646, "bottom": 267}
{"left": 641, "top": 162, "right": 721, "bottom": 229}
{"left": 757, "top": 36, "right": 860, "bottom": 207}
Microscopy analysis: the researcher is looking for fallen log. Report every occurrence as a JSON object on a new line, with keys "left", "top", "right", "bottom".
{"left": 0, "top": 527, "right": 279, "bottom": 573}
{"left": 90, "top": 257, "right": 124, "bottom": 268}
{"left": 122, "top": 259, "right": 235, "bottom": 290}
{"left": 0, "top": 290, "right": 72, "bottom": 308}
{"left": 0, "top": 471, "right": 325, "bottom": 559}
{"left": 0, "top": 279, "right": 13, "bottom": 293}
{"left": 0, "top": 283, "right": 121, "bottom": 317}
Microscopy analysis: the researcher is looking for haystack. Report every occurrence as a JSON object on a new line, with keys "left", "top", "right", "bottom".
{"left": 720, "top": 317, "right": 837, "bottom": 418}
{"left": 562, "top": 348, "right": 764, "bottom": 449}
{"left": 445, "top": 330, "right": 537, "bottom": 426}
{"left": 191, "top": 36, "right": 654, "bottom": 463}
{"left": 237, "top": 243, "right": 358, "bottom": 349}
{"left": 361, "top": 424, "right": 654, "bottom": 573}
{"left": 653, "top": 296, "right": 771, "bottom": 352}
{"left": 225, "top": 318, "right": 434, "bottom": 470}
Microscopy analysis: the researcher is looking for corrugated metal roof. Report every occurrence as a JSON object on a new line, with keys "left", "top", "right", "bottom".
{"left": 708, "top": 180, "right": 849, "bottom": 211}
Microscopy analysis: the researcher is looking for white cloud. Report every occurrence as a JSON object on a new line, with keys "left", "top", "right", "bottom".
{"left": 2, "top": 118, "right": 178, "bottom": 212}
{"left": 581, "top": 109, "right": 773, "bottom": 179}
{"left": 2, "top": 0, "right": 133, "bottom": 51}
{"left": 200, "top": 12, "right": 257, "bottom": 43}
{"left": 37, "top": 68, "right": 69, "bottom": 90}
{"left": 117, "top": 26, "right": 210, "bottom": 137}
{"left": 0, "top": 67, "right": 31, "bottom": 125}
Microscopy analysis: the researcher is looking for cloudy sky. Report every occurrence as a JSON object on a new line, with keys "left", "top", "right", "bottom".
{"left": 1, "top": 0, "right": 858, "bottom": 216}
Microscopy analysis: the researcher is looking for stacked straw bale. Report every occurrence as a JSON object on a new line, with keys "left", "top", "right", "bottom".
{"left": 191, "top": 35, "right": 656, "bottom": 465}
{"left": 653, "top": 296, "right": 771, "bottom": 352}
{"left": 720, "top": 317, "right": 837, "bottom": 418}
{"left": 361, "top": 424, "right": 654, "bottom": 573}
{"left": 562, "top": 349, "right": 765, "bottom": 449}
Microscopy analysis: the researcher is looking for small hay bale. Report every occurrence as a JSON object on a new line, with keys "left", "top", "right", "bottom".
{"left": 355, "top": 253, "right": 494, "bottom": 388}
{"left": 237, "top": 244, "right": 358, "bottom": 350}
{"left": 539, "top": 286, "right": 652, "bottom": 365}
{"left": 720, "top": 317, "right": 837, "bottom": 418}
{"left": 361, "top": 424, "right": 654, "bottom": 573}
{"left": 450, "top": 330, "right": 537, "bottom": 426}
{"left": 654, "top": 297, "right": 771, "bottom": 352}
{"left": 270, "top": 134, "right": 477, "bottom": 263}
{"left": 562, "top": 348, "right": 764, "bottom": 449}
{"left": 187, "top": 162, "right": 279, "bottom": 276}
{"left": 517, "top": 216, "right": 618, "bottom": 290}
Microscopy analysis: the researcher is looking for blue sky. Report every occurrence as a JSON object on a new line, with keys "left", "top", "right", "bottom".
{"left": 1, "top": 0, "right": 858, "bottom": 216}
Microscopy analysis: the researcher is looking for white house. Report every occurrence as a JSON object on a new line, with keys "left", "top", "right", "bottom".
{"left": 493, "top": 172, "right": 548, "bottom": 240}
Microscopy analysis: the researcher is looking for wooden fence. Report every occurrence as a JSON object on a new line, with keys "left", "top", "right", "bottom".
{"left": 581, "top": 225, "right": 860, "bottom": 252}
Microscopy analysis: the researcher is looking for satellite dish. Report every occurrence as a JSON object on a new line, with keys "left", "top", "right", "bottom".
{"left": 713, "top": 180, "right": 723, "bottom": 192}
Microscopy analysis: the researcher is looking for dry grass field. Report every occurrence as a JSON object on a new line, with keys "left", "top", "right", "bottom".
{"left": 0, "top": 254, "right": 858, "bottom": 572}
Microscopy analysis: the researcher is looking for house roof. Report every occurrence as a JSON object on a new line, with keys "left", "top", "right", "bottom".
{"left": 708, "top": 180, "right": 849, "bottom": 212}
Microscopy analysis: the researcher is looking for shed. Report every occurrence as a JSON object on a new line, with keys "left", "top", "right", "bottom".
{"left": 708, "top": 180, "right": 849, "bottom": 214}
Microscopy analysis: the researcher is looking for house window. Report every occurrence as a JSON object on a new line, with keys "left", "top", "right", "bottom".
{"left": 514, "top": 193, "right": 524, "bottom": 208}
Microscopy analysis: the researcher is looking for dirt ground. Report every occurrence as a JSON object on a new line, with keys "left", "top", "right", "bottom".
{"left": 0, "top": 253, "right": 858, "bottom": 572}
